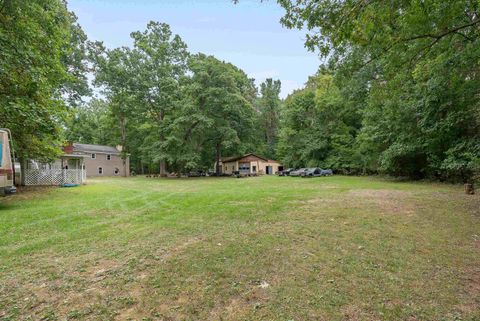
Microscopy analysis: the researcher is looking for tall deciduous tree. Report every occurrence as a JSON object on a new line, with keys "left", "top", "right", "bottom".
{"left": 188, "top": 54, "right": 257, "bottom": 175}
{"left": 258, "top": 78, "right": 281, "bottom": 159}
{"left": 278, "top": 73, "right": 359, "bottom": 171}
{"left": 131, "top": 22, "right": 189, "bottom": 176}
{"left": 0, "top": 0, "right": 89, "bottom": 162}
{"left": 65, "top": 99, "right": 116, "bottom": 145}
{"left": 92, "top": 45, "right": 139, "bottom": 176}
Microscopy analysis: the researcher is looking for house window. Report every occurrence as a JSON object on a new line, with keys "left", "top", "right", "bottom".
{"left": 107, "top": 154, "right": 111, "bottom": 160}
{"left": 114, "top": 168, "right": 119, "bottom": 175}
{"left": 252, "top": 166, "right": 257, "bottom": 172}
{"left": 91, "top": 153, "right": 96, "bottom": 159}
{"left": 98, "top": 167, "right": 103, "bottom": 175}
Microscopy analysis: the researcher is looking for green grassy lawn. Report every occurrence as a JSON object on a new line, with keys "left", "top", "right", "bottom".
{"left": 0, "top": 176, "right": 479, "bottom": 321}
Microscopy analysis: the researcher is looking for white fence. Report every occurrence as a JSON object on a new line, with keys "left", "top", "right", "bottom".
{"left": 24, "top": 169, "right": 85, "bottom": 186}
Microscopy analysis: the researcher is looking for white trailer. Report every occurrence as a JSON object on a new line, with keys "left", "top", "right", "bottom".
{"left": 0, "top": 129, "right": 16, "bottom": 196}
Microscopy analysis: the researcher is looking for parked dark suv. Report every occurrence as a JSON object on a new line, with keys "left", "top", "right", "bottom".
{"left": 302, "top": 167, "right": 322, "bottom": 177}
{"left": 278, "top": 168, "right": 294, "bottom": 176}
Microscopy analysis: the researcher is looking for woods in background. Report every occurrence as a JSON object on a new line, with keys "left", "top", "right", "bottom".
{"left": 276, "top": 0, "right": 480, "bottom": 181}
{"left": 1, "top": 0, "right": 479, "bottom": 181}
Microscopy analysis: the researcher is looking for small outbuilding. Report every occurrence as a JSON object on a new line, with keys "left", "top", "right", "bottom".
{"left": 216, "top": 153, "right": 282, "bottom": 175}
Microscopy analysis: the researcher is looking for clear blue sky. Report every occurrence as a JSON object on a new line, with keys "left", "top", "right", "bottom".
{"left": 67, "top": 0, "right": 320, "bottom": 98}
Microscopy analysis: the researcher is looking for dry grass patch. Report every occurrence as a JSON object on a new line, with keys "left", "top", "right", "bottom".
{"left": 347, "top": 189, "right": 415, "bottom": 215}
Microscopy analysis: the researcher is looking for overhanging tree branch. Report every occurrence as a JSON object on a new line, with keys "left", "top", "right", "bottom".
{"left": 403, "top": 19, "right": 480, "bottom": 42}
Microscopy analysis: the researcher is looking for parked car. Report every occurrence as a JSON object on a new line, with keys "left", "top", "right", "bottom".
{"left": 207, "top": 171, "right": 228, "bottom": 177}
{"left": 278, "top": 168, "right": 294, "bottom": 176}
{"left": 289, "top": 168, "right": 308, "bottom": 177}
{"left": 187, "top": 171, "right": 206, "bottom": 177}
{"left": 302, "top": 167, "right": 322, "bottom": 177}
{"left": 320, "top": 169, "right": 333, "bottom": 176}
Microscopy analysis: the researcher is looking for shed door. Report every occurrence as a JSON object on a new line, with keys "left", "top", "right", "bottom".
{"left": 239, "top": 162, "right": 250, "bottom": 174}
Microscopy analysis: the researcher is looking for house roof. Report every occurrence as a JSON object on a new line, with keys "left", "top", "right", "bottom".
{"left": 73, "top": 143, "right": 121, "bottom": 154}
{"left": 221, "top": 153, "right": 270, "bottom": 163}
{"left": 62, "top": 154, "right": 88, "bottom": 158}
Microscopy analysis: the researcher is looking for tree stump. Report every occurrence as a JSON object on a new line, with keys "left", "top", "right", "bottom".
{"left": 464, "top": 183, "right": 475, "bottom": 195}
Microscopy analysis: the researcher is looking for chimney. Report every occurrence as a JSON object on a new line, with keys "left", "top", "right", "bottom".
{"left": 116, "top": 145, "right": 123, "bottom": 152}
{"left": 63, "top": 141, "right": 74, "bottom": 154}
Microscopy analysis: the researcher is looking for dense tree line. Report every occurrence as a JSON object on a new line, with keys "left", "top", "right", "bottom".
{"left": 276, "top": 0, "right": 480, "bottom": 182}
{"left": 1, "top": 0, "right": 478, "bottom": 182}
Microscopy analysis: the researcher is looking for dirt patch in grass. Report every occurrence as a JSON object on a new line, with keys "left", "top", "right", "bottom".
{"left": 340, "top": 303, "right": 376, "bottom": 321}
{"left": 85, "top": 259, "right": 120, "bottom": 282}
{"left": 207, "top": 296, "right": 253, "bottom": 320}
{"left": 348, "top": 189, "right": 415, "bottom": 215}
{"left": 348, "top": 189, "right": 411, "bottom": 198}
{"left": 455, "top": 267, "right": 480, "bottom": 315}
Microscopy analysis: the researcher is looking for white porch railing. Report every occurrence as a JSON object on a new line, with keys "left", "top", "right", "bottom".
{"left": 24, "top": 169, "right": 85, "bottom": 186}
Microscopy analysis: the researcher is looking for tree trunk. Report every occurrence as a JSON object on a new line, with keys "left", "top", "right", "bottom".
{"left": 158, "top": 110, "right": 167, "bottom": 177}
{"left": 160, "top": 160, "right": 166, "bottom": 177}
{"left": 465, "top": 183, "right": 475, "bottom": 195}
{"left": 122, "top": 158, "right": 127, "bottom": 177}
{"left": 215, "top": 143, "right": 222, "bottom": 176}
{"left": 119, "top": 115, "right": 128, "bottom": 177}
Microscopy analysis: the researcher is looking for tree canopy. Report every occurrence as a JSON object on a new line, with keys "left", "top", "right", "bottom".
{"left": 274, "top": 0, "right": 480, "bottom": 181}
{"left": 258, "top": 78, "right": 282, "bottom": 159}
{"left": 0, "top": 0, "right": 89, "bottom": 161}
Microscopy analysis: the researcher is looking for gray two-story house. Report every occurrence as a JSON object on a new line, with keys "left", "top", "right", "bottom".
{"left": 67, "top": 143, "right": 130, "bottom": 177}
